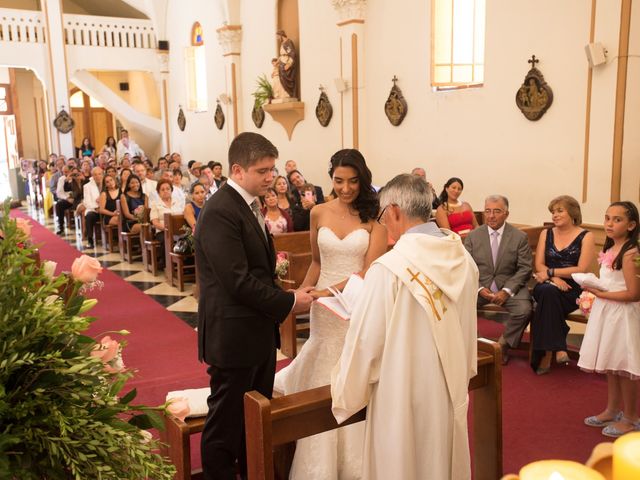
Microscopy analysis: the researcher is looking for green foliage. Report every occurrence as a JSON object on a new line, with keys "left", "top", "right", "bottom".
{"left": 252, "top": 74, "right": 274, "bottom": 110}
{"left": 0, "top": 204, "right": 175, "bottom": 479}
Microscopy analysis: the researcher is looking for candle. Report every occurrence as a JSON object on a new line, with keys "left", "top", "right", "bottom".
{"left": 519, "top": 460, "right": 605, "bottom": 480}
{"left": 613, "top": 432, "right": 640, "bottom": 480}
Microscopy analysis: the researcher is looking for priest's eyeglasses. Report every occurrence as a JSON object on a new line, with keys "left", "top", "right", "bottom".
{"left": 377, "top": 205, "right": 390, "bottom": 225}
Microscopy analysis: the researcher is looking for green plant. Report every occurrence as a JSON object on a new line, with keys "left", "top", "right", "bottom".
{"left": 0, "top": 203, "right": 175, "bottom": 479}
{"left": 252, "top": 74, "right": 274, "bottom": 110}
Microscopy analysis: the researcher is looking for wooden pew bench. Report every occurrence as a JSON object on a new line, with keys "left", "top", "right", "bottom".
{"left": 160, "top": 340, "right": 502, "bottom": 480}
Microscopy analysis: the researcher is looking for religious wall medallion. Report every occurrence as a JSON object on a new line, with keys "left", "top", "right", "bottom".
{"left": 315, "top": 88, "right": 333, "bottom": 127}
{"left": 515, "top": 55, "right": 554, "bottom": 121}
{"left": 251, "top": 105, "right": 265, "bottom": 128}
{"left": 384, "top": 76, "right": 408, "bottom": 126}
{"left": 214, "top": 101, "right": 225, "bottom": 130}
{"left": 177, "top": 106, "right": 186, "bottom": 131}
{"left": 53, "top": 108, "right": 75, "bottom": 134}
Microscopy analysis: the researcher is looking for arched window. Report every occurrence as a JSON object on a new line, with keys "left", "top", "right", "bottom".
{"left": 432, "top": 0, "right": 486, "bottom": 89}
{"left": 186, "top": 22, "right": 208, "bottom": 112}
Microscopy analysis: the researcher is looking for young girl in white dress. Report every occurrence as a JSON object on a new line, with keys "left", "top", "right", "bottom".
{"left": 579, "top": 201, "right": 640, "bottom": 437}
{"left": 274, "top": 149, "right": 387, "bottom": 479}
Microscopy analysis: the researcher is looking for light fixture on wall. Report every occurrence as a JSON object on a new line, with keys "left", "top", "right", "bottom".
{"left": 585, "top": 42, "right": 607, "bottom": 67}
{"left": 334, "top": 78, "right": 349, "bottom": 93}
{"left": 218, "top": 93, "right": 232, "bottom": 105}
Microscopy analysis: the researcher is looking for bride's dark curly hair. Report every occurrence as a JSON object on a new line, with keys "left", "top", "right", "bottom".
{"left": 328, "top": 149, "right": 379, "bottom": 223}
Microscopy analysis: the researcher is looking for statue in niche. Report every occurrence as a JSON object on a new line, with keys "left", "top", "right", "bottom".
{"left": 274, "top": 30, "right": 298, "bottom": 101}
{"left": 270, "top": 57, "right": 289, "bottom": 101}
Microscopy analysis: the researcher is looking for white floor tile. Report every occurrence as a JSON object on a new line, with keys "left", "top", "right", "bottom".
{"left": 166, "top": 295, "right": 199, "bottom": 312}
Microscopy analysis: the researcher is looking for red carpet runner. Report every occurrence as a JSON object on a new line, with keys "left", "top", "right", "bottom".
{"left": 12, "top": 209, "right": 614, "bottom": 475}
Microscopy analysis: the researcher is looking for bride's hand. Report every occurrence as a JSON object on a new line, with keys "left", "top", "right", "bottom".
{"left": 310, "top": 288, "right": 332, "bottom": 298}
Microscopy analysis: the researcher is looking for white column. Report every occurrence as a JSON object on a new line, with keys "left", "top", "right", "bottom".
{"left": 216, "top": 25, "right": 243, "bottom": 140}
{"left": 42, "top": 0, "right": 73, "bottom": 157}
{"left": 332, "top": 0, "right": 366, "bottom": 150}
{"left": 156, "top": 49, "right": 171, "bottom": 154}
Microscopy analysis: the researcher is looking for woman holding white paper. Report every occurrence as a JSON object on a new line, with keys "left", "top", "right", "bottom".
{"left": 274, "top": 149, "right": 387, "bottom": 479}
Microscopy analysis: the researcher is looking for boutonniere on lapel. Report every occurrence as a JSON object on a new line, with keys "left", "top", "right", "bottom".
{"left": 406, "top": 268, "right": 447, "bottom": 320}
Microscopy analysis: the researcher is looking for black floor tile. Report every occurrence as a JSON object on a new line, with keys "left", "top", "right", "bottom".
{"left": 110, "top": 269, "right": 141, "bottom": 279}
{"left": 172, "top": 311, "right": 198, "bottom": 329}
{"left": 147, "top": 294, "right": 185, "bottom": 308}
{"left": 129, "top": 281, "right": 163, "bottom": 292}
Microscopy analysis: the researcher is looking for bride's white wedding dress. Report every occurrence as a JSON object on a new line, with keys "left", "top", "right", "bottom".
{"left": 274, "top": 226, "right": 369, "bottom": 480}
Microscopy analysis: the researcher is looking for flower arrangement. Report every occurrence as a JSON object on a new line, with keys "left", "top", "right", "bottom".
{"left": 577, "top": 291, "right": 596, "bottom": 317}
{"left": 0, "top": 204, "right": 175, "bottom": 479}
{"left": 275, "top": 251, "right": 294, "bottom": 285}
{"left": 252, "top": 74, "right": 274, "bottom": 110}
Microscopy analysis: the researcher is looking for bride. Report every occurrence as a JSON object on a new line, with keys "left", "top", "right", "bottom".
{"left": 274, "top": 149, "right": 387, "bottom": 479}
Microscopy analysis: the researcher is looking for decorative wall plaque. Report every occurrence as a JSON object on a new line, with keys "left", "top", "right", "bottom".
{"left": 252, "top": 105, "right": 265, "bottom": 128}
{"left": 315, "top": 87, "right": 333, "bottom": 127}
{"left": 214, "top": 101, "right": 225, "bottom": 130}
{"left": 384, "top": 76, "right": 407, "bottom": 126}
{"left": 53, "top": 108, "right": 75, "bottom": 134}
{"left": 177, "top": 106, "right": 186, "bottom": 131}
{"left": 515, "top": 55, "right": 553, "bottom": 121}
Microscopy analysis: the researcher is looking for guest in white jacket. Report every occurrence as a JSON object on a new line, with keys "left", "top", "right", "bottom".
{"left": 331, "top": 174, "right": 479, "bottom": 480}
{"left": 81, "top": 167, "right": 104, "bottom": 248}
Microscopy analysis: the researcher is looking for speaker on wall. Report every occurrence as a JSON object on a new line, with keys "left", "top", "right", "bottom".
{"left": 158, "top": 40, "right": 170, "bottom": 51}
{"left": 119, "top": 82, "right": 129, "bottom": 91}
{"left": 585, "top": 42, "right": 607, "bottom": 67}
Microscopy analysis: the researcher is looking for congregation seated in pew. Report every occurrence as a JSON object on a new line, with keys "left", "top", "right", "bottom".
{"left": 262, "top": 187, "right": 293, "bottom": 234}
{"left": 119, "top": 174, "right": 147, "bottom": 235}
{"left": 150, "top": 179, "right": 185, "bottom": 269}
{"left": 435, "top": 176, "right": 479, "bottom": 236}
{"left": 183, "top": 182, "right": 206, "bottom": 231}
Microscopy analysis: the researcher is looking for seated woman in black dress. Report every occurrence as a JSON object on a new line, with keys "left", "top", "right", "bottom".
{"left": 531, "top": 195, "right": 596, "bottom": 375}
{"left": 98, "top": 174, "right": 120, "bottom": 226}
{"left": 119, "top": 174, "right": 148, "bottom": 234}
{"left": 184, "top": 182, "right": 206, "bottom": 231}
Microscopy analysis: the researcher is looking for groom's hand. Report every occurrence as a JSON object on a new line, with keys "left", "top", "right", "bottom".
{"left": 292, "top": 286, "right": 314, "bottom": 313}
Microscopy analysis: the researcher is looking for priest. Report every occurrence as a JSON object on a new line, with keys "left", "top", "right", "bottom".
{"left": 331, "top": 174, "right": 479, "bottom": 480}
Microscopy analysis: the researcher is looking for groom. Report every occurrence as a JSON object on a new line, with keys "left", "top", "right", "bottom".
{"left": 195, "top": 132, "right": 314, "bottom": 480}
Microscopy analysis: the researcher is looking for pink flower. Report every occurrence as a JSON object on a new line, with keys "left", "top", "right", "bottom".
{"left": 577, "top": 291, "right": 596, "bottom": 316}
{"left": 167, "top": 397, "right": 191, "bottom": 422}
{"left": 90, "top": 336, "right": 120, "bottom": 363}
{"left": 15, "top": 218, "right": 32, "bottom": 238}
{"left": 71, "top": 255, "right": 103, "bottom": 283}
{"left": 598, "top": 250, "right": 615, "bottom": 269}
{"left": 276, "top": 251, "right": 288, "bottom": 262}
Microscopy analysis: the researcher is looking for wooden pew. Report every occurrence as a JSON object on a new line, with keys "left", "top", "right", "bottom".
{"left": 278, "top": 251, "right": 312, "bottom": 359}
{"left": 165, "top": 214, "right": 196, "bottom": 291}
{"left": 160, "top": 340, "right": 501, "bottom": 480}
{"left": 273, "top": 231, "right": 310, "bottom": 254}
{"left": 244, "top": 339, "right": 502, "bottom": 480}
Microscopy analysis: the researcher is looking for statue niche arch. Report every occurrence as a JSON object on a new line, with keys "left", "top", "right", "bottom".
{"left": 276, "top": 0, "right": 300, "bottom": 100}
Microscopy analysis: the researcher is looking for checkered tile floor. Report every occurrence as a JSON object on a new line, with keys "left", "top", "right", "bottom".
{"left": 22, "top": 204, "right": 200, "bottom": 328}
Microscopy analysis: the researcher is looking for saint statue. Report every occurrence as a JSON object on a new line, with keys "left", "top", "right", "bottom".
{"left": 270, "top": 58, "right": 288, "bottom": 101}
{"left": 276, "top": 30, "right": 298, "bottom": 100}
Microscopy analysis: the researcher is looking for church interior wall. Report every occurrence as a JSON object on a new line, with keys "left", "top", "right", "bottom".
{"left": 164, "top": 0, "right": 228, "bottom": 164}
{"left": 90, "top": 71, "right": 161, "bottom": 119}
{"left": 13, "top": 68, "right": 46, "bottom": 159}
{"left": 621, "top": 2, "right": 640, "bottom": 205}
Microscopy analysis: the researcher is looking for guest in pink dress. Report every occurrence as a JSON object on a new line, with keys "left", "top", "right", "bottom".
{"left": 262, "top": 187, "right": 293, "bottom": 235}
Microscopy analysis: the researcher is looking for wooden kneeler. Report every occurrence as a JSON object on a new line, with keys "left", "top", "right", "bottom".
{"left": 160, "top": 340, "right": 502, "bottom": 480}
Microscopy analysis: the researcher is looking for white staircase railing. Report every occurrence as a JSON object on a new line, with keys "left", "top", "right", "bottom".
{"left": 0, "top": 8, "right": 46, "bottom": 44}
{"left": 0, "top": 9, "right": 156, "bottom": 49}
{"left": 63, "top": 14, "right": 156, "bottom": 49}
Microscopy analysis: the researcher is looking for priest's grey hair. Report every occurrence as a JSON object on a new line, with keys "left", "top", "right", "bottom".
{"left": 379, "top": 174, "right": 432, "bottom": 221}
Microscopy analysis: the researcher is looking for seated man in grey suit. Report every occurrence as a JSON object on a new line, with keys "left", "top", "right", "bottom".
{"left": 464, "top": 195, "right": 532, "bottom": 364}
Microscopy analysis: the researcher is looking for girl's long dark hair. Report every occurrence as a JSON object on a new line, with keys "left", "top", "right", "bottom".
{"left": 328, "top": 149, "right": 378, "bottom": 223}
{"left": 603, "top": 201, "right": 639, "bottom": 270}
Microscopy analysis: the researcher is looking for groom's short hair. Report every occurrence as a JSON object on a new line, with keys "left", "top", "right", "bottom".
{"left": 229, "top": 132, "right": 279, "bottom": 171}
{"left": 380, "top": 174, "right": 433, "bottom": 221}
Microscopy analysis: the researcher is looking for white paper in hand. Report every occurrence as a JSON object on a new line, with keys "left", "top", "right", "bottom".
{"left": 317, "top": 274, "right": 364, "bottom": 320}
{"left": 571, "top": 273, "right": 609, "bottom": 291}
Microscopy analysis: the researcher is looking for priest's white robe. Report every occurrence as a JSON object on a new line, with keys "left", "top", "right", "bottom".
{"left": 331, "top": 231, "right": 478, "bottom": 480}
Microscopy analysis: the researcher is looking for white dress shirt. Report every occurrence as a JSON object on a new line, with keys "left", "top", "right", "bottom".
{"left": 82, "top": 179, "right": 101, "bottom": 215}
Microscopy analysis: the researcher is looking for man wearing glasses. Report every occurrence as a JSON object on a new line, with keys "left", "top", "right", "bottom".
{"left": 463, "top": 194, "right": 533, "bottom": 364}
